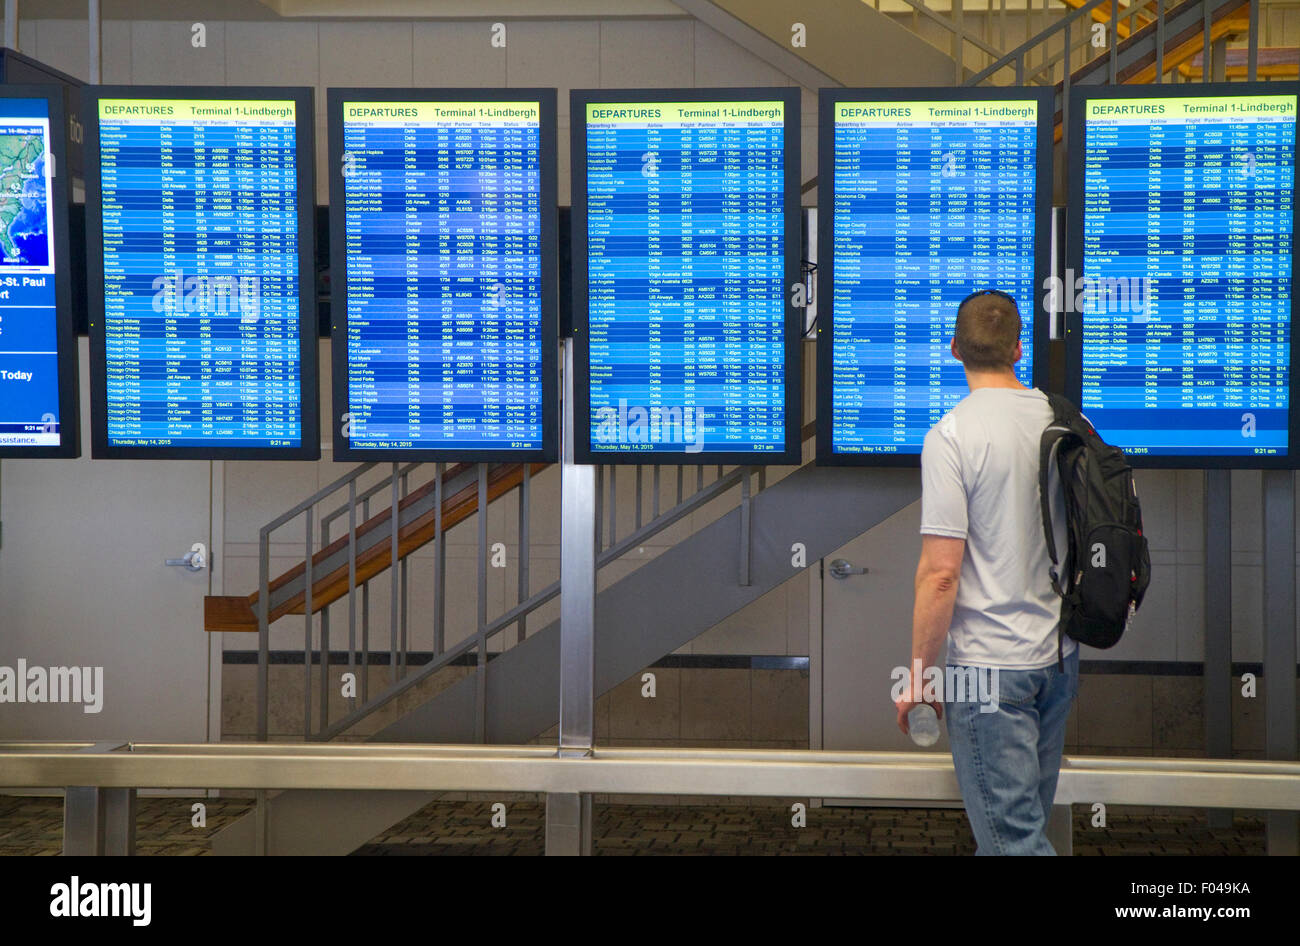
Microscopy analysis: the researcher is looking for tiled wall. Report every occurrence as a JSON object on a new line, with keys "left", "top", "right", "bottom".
{"left": 1071, "top": 672, "right": 1279, "bottom": 758}
{"left": 223, "top": 660, "right": 1287, "bottom": 758}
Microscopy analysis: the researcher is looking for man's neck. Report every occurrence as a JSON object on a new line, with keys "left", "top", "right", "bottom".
{"left": 964, "top": 369, "right": 1028, "bottom": 392}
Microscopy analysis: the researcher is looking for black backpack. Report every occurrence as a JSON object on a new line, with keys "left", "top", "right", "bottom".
{"left": 1037, "top": 389, "right": 1151, "bottom": 667}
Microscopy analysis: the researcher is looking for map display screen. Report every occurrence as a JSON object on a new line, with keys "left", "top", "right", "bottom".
{"left": 0, "top": 92, "right": 76, "bottom": 458}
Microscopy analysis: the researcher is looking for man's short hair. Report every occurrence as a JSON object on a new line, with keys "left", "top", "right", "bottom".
{"left": 954, "top": 290, "right": 1022, "bottom": 371}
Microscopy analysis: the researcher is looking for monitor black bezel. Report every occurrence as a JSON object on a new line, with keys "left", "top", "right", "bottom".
{"left": 0, "top": 84, "right": 80, "bottom": 459}
{"left": 815, "top": 85, "right": 1056, "bottom": 467}
{"left": 85, "top": 84, "right": 321, "bottom": 460}
{"left": 1066, "top": 81, "right": 1300, "bottom": 470}
{"left": 569, "top": 86, "right": 804, "bottom": 466}
{"left": 327, "top": 87, "right": 559, "bottom": 463}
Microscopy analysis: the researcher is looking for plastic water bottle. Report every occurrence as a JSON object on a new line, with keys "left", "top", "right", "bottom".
{"left": 908, "top": 703, "right": 940, "bottom": 747}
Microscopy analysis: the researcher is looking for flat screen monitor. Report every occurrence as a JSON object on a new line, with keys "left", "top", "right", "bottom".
{"left": 0, "top": 85, "right": 78, "bottom": 458}
{"left": 816, "top": 88, "right": 1053, "bottom": 465}
{"left": 1068, "top": 83, "right": 1299, "bottom": 468}
{"left": 570, "top": 88, "right": 802, "bottom": 464}
{"left": 329, "top": 89, "right": 557, "bottom": 461}
{"left": 85, "top": 86, "right": 319, "bottom": 459}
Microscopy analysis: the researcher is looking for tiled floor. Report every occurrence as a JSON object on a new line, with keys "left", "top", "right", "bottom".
{"left": 0, "top": 795, "right": 1265, "bottom": 855}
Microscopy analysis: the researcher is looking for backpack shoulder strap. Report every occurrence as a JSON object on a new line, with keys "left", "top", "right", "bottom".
{"left": 1039, "top": 388, "right": 1077, "bottom": 426}
{"left": 1037, "top": 388, "right": 1071, "bottom": 597}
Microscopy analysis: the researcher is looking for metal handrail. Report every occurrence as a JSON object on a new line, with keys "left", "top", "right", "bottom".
{"left": 259, "top": 462, "right": 378, "bottom": 538}
{"left": 248, "top": 412, "right": 781, "bottom": 742}
{"left": 895, "top": 0, "right": 1013, "bottom": 62}
{"left": 1014, "top": 0, "right": 1163, "bottom": 84}
{"left": 310, "top": 462, "right": 761, "bottom": 740}
{"left": 7, "top": 742, "right": 1300, "bottom": 811}
{"left": 318, "top": 461, "right": 424, "bottom": 533}
{"left": 967, "top": 0, "right": 1112, "bottom": 84}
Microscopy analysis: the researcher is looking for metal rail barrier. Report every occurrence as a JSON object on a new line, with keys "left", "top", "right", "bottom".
{"left": 3, "top": 742, "right": 1298, "bottom": 855}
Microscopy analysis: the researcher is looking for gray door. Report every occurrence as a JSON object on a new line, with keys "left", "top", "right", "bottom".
{"left": 0, "top": 341, "right": 214, "bottom": 743}
{"left": 819, "top": 499, "right": 951, "bottom": 754}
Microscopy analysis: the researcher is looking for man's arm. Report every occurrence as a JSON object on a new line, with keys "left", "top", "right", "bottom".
{"left": 895, "top": 533, "right": 964, "bottom": 734}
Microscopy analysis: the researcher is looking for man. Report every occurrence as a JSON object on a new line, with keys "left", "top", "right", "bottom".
{"left": 893, "top": 289, "right": 1078, "bottom": 856}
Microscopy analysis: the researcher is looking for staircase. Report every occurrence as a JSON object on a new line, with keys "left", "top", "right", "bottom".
{"left": 212, "top": 456, "right": 922, "bottom": 854}
{"left": 210, "top": 0, "right": 1283, "bottom": 854}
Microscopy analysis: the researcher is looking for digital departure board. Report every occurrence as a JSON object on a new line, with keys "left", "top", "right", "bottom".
{"left": 1069, "top": 84, "right": 1300, "bottom": 468}
{"left": 85, "top": 87, "right": 318, "bottom": 459}
{"left": 570, "top": 89, "right": 801, "bottom": 465}
{"left": 0, "top": 86, "right": 78, "bottom": 458}
{"left": 329, "top": 89, "right": 557, "bottom": 461}
{"left": 816, "top": 88, "right": 1052, "bottom": 466}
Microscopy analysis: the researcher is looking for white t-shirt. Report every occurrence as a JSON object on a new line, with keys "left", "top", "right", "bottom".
{"left": 919, "top": 386, "right": 1076, "bottom": 670}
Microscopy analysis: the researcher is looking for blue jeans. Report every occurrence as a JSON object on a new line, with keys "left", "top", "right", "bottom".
{"left": 944, "top": 649, "right": 1079, "bottom": 855}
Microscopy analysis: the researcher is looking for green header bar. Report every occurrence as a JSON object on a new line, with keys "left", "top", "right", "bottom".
{"left": 835, "top": 100, "right": 1037, "bottom": 123}
{"left": 586, "top": 101, "right": 783, "bottom": 124}
{"left": 99, "top": 99, "right": 295, "bottom": 123}
{"left": 1086, "top": 95, "right": 1297, "bottom": 122}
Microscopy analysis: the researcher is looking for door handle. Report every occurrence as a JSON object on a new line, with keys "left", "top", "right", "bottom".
{"left": 828, "top": 558, "right": 869, "bottom": 580}
{"left": 165, "top": 542, "right": 208, "bottom": 571}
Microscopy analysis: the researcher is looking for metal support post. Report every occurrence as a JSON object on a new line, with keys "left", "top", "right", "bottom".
{"left": 550, "top": 337, "right": 595, "bottom": 856}
{"left": 1203, "top": 470, "right": 1232, "bottom": 829}
{"left": 1046, "top": 804, "right": 1072, "bottom": 856}
{"left": 1261, "top": 471, "right": 1299, "bottom": 855}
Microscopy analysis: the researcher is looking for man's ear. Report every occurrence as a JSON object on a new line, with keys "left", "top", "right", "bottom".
{"left": 1013, "top": 339, "right": 1024, "bottom": 363}
{"left": 950, "top": 338, "right": 961, "bottom": 362}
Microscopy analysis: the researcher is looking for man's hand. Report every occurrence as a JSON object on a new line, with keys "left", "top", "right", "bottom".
{"left": 898, "top": 533, "right": 964, "bottom": 735}
{"left": 895, "top": 695, "right": 944, "bottom": 736}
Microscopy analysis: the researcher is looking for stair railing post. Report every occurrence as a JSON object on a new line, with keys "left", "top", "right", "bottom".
{"left": 347, "top": 479, "right": 357, "bottom": 710}
{"left": 1155, "top": 0, "right": 1164, "bottom": 82}
{"left": 1247, "top": 0, "right": 1259, "bottom": 81}
{"left": 739, "top": 466, "right": 752, "bottom": 587}
{"left": 476, "top": 463, "right": 489, "bottom": 742}
{"left": 400, "top": 469, "right": 409, "bottom": 674}
{"left": 953, "top": 0, "right": 964, "bottom": 84}
{"left": 257, "top": 527, "right": 269, "bottom": 742}
{"left": 434, "top": 462, "right": 445, "bottom": 656}
{"left": 635, "top": 465, "right": 643, "bottom": 531}
{"left": 320, "top": 517, "right": 330, "bottom": 730}
{"left": 304, "top": 509, "right": 313, "bottom": 739}
{"left": 362, "top": 496, "right": 371, "bottom": 703}
{"left": 1203, "top": 3, "right": 1211, "bottom": 84}
{"left": 518, "top": 463, "right": 531, "bottom": 646}
{"left": 1109, "top": 0, "right": 1119, "bottom": 83}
